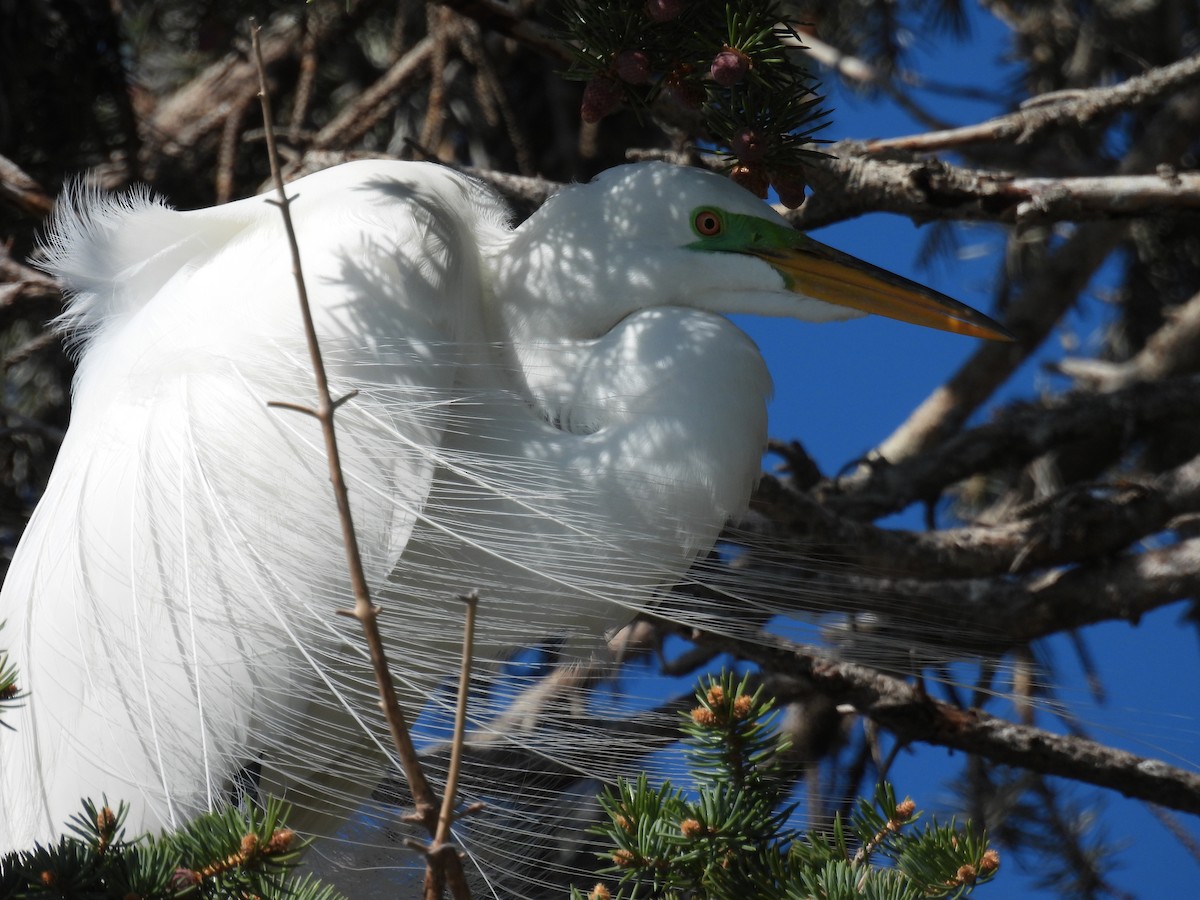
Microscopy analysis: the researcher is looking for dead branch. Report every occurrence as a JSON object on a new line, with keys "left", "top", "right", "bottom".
{"left": 310, "top": 37, "right": 436, "bottom": 150}
{"left": 873, "top": 220, "right": 1125, "bottom": 464}
{"left": 801, "top": 374, "right": 1200, "bottom": 522}
{"left": 432, "top": 0, "right": 571, "bottom": 63}
{"left": 144, "top": 5, "right": 371, "bottom": 181}
{"left": 863, "top": 86, "right": 1200, "bottom": 465}
{"left": 813, "top": 533, "right": 1200, "bottom": 658}
{"left": 0, "top": 245, "right": 60, "bottom": 312}
{"left": 794, "top": 151, "right": 1200, "bottom": 231}
{"left": 865, "top": 52, "right": 1200, "bottom": 153}
{"left": 705, "top": 629, "right": 1200, "bottom": 816}
{"left": 0, "top": 156, "right": 55, "bottom": 218}
{"left": 1058, "top": 287, "right": 1200, "bottom": 391}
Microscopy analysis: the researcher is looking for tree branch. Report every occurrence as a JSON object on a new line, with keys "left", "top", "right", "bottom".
{"left": 431, "top": 0, "right": 572, "bottom": 63}
{"left": 1058, "top": 286, "right": 1200, "bottom": 391}
{"left": 0, "top": 155, "right": 55, "bottom": 218}
{"left": 706, "top": 631, "right": 1200, "bottom": 816}
{"left": 799, "top": 374, "right": 1200, "bottom": 523}
{"left": 310, "top": 38, "right": 436, "bottom": 150}
{"left": 865, "top": 52, "right": 1200, "bottom": 153}
{"left": 861, "top": 85, "right": 1200, "bottom": 465}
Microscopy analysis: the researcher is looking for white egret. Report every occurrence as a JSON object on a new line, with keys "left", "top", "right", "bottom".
{"left": 0, "top": 160, "right": 1007, "bottom": 890}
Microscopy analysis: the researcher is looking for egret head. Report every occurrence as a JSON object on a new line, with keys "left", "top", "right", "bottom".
{"left": 495, "top": 162, "right": 1011, "bottom": 343}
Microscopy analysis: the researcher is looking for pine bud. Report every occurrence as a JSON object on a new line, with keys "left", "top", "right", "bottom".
{"left": 771, "top": 168, "right": 808, "bottom": 209}
{"left": 980, "top": 849, "right": 1001, "bottom": 873}
{"left": 171, "top": 868, "right": 201, "bottom": 890}
{"left": 590, "top": 884, "right": 611, "bottom": 900}
{"left": 680, "top": 818, "right": 703, "bottom": 838}
{"left": 267, "top": 827, "right": 296, "bottom": 853}
{"left": 615, "top": 50, "right": 652, "bottom": 85}
{"left": 732, "top": 694, "right": 753, "bottom": 720}
{"left": 711, "top": 48, "right": 750, "bottom": 86}
{"left": 663, "top": 77, "right": 704, "bottom": 112}
{"left": 730, "top": 163, "right": 769, "bottom": 199}
{"left": 893, "top": 798, "right": 916, "bottom": 820}
{"left": 581, "top": 76, "right": 622, "bottom": 123}
{"left": 644, "top": 0, "right": 684, "bottom": 23}
{"left": 96, "top": 805, "right": 117, "bottom": 835}
{"left": 731, "top": 127, "right": 767, "bottom": 163}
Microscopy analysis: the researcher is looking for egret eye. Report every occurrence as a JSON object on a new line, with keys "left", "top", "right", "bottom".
{"left": 693, "top": 208, "right": 723, "bottom": 237}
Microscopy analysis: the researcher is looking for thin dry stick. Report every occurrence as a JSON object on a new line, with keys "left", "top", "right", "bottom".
{"left": 249, "top": 23, "right": 472, "bottom": 899}
{"left": 425, "top": 592, "right": 479, "bottom": 900}
{"left": 435, "top": 592, "right": 479, "bottom": 847}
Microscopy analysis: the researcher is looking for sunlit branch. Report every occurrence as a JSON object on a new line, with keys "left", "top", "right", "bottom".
{"left": 707, "top": 631, "right": 1200, "bottom": 816}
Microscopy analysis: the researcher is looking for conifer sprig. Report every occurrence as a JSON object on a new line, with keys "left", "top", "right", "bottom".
{"left": 0, "top": 798, "right": 346, "bottom": 899}
{"left": 560, "top": 0, "right": 829, "bottom": 207}
{"left": 574, "top": 673, "right": 999, "bottom": 899}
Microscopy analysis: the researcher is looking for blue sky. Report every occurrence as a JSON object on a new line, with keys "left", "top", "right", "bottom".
{"left": 733, "top": 8, "right": 1199, "bottom": 897}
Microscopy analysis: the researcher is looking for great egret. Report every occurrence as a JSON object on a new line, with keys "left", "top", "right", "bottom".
{"left": 0, "top": 160, "right": 1007, "bottom": 889}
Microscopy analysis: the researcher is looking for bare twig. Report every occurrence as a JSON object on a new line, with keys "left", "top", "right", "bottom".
{"left": 289, "top": 21, "right": 319, "bottom": 138}
{"left": 832, "top": 535, "right": 1200, "bottom": 654}
{"left": 215, "top": 97, "right": 253, "bottom": 204}
{"left": 311, "top": 37, "right": 436, "bottom": 149}
{"left": 781, "top": 29, "right": 955, "bottom": 134}
{"left": 873, "top": 219, "right": 1125, "bottom": 465}
{"left": 249, "top": 23, "right": 470, "bottom": 899}
{"left": 865, "top": 52, "right": 1200, "bottom": 153}
{"left": 0, "top": 155, "right": 55, "bottom": 217}
{"left": 992, "top": 171, "right": 1200, "bottom": 220}
{"left": 1058, "top": 286, "right": 1200, "bottom": 390}
{"left": 456, "top": 21, "right": 536, "bottom": 175}
{"left": 421, "top": 7, "right": 455, "bottom": 156}
{"left": 426, "top": 592, "right": 479, "bottom": 900}
{"left": 0, "top": 244, "right": 61, "bottom": 311}
{"left": 146, "top": 5, "right": 364, "bottom": 180}
{"left": 1, "top": 330, "right": 60, "bottom": 371}
{"left": 432, "top": 0, "right": 571, "bottom": 63}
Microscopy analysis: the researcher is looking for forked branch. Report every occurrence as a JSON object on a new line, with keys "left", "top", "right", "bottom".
{"left": 249, "top": 24, "right": 472, "bottom": 899}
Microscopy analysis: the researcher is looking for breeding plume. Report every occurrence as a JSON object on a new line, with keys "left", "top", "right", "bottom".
{"left": 0, "top": 161, "right": 1007, "bottom": 891}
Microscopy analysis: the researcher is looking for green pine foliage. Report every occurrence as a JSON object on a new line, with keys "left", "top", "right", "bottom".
{"left": 572, "top": 673, "right": 999, "bottom": 900}
{"left": 0, "top": 798, "right": 345, "bottom": 900}
{"left": 559, "top": 0, "right": 828, "bottom": 206}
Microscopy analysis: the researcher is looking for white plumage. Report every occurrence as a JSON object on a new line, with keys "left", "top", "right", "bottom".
{"left": 0, "top": 160, "right": 1006, "bottom": 893}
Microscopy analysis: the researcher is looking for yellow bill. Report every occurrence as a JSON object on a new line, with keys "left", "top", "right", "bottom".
{"left": 758, "top": 236, "right": 1014, "bottom": 342}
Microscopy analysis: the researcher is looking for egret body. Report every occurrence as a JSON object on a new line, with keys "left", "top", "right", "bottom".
{"left": 0, "top": 161, "right": 1006, "bottom": 883}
